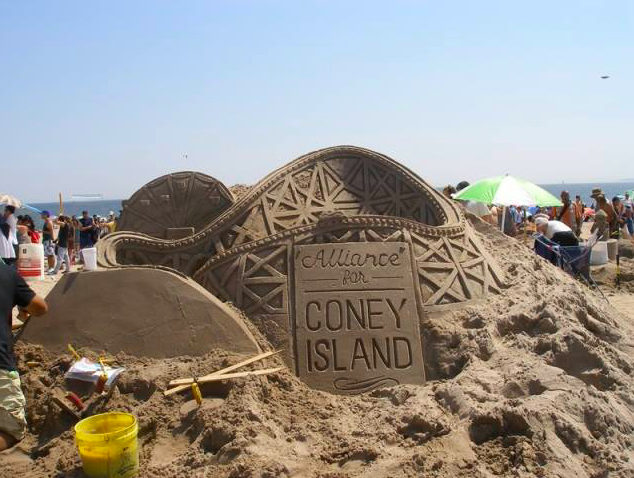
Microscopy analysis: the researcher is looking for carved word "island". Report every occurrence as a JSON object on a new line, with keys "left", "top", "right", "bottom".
{"left": 294, "top": 242, "right": 425, "bottom": 394}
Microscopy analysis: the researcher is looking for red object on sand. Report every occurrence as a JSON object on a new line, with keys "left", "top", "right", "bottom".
{"left": 66, "top": 392, "right": 85, "bottom": 411}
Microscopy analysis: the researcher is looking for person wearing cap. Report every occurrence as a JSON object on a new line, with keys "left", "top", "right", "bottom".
{"left": 535, "top": 216, "right": 579, "bottom": 247}
{"left": 48, "top": 215, "right": 71, "bottom": 275}
{"left": 40, "top": 211, "right": 56, "bottom": 272}
{"left": 589, "top": 188, "right": 600, "bottom": 212}
{"left": 78, "top": 210, "right": 95, "bottom": 251}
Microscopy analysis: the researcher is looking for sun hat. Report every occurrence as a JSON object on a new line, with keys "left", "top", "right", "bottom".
{"left": 590, "top": 188, "right": 604, "bottom": 198}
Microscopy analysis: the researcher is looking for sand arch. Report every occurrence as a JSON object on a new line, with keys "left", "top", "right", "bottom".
{"left": 117, "top": 171, "right": 234, "bottom": 239}
{"left": 100, "top": 145, "right": 464, "bottom": 274}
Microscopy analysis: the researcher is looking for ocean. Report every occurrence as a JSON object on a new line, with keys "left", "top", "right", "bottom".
{"left": 14, "top": 182, "right": 634, "bottom": 230}
{"left": 16, "top": 199, "right": 123, "bottom": 229}
{"left": 538, "top": 182, "right": 634, "bottom": 208}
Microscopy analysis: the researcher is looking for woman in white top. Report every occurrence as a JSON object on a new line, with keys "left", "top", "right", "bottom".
{"left": 0, "top": 223, "right": 16, "bottom": 266}
{"left": 3, "top": 206, "right": 18, "bottom": 246}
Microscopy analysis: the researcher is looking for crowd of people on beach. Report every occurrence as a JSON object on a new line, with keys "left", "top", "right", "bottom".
{"left": 0, "top": 207, "right": 118, "bottom": 274}
{"left": 444, "top": 182, "right": 633, "bottom": 249}
{"left": 3, "top": 185, "right": 633, "bottom": 273}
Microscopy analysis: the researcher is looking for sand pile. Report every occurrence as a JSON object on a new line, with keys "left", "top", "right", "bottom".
{"left": 21, "top": 268, "right": 260, "bottom": 358}
{"left": 4, "top": 219, "right": 634, "bottom": 477}
{"left": 229, "top": 184, "right": 252, "bottom": 201}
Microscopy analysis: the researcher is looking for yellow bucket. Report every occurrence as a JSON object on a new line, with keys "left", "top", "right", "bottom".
{"left": 74, "top": 412, "right": 139, "bottom": 478}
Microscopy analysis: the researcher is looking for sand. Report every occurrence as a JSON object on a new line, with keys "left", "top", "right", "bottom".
{"left": 4, "top": 218, "right": 634, "bottom": 477}
{"left": 20, "top": 268, "right": 260, "bottom": 358}
{"left": 229, "top": 184, "right": 252, "bottom": 201}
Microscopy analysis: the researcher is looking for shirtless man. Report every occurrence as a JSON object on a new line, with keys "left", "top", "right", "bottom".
{"left": 555, "top": 191, "right": 581, "bottom": 234}
{"left": 40, "top": 211, "right": 56, "bottom": 272}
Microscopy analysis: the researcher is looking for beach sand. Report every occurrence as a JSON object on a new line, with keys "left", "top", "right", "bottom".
{"left": 4, "top": 219, "right": 634, "bottom": 477}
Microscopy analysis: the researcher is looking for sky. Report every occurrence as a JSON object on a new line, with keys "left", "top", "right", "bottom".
{"left": 1, "top": 1, "right": 633, "bottom": 203}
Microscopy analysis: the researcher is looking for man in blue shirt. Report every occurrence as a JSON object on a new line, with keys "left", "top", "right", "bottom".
{"left": 78, "top": 210, "right": 95, "bottom": 250}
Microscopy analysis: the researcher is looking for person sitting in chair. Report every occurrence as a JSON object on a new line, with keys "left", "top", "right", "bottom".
{"left": 535, "top": 216, "right": 579, "bottom": 247}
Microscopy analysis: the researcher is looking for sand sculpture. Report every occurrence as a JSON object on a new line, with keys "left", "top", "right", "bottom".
{"left": 99, "top": 146, "right": 503, "bottom": 393}
{"left": 11, "top": 149, "right": 634, "bottom": 476}
{"left": 117, "top": 171, "right": 234, "bottom": 239}
{"left": 22, "top": 268, "right": 260, "bottom": 358}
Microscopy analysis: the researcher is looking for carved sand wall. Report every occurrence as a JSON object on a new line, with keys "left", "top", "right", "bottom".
{"left": 190, "top": 214, "right": 502, "bottom": 392}
{"left": 99, "top": 146, "right": 503, "bottom": 394}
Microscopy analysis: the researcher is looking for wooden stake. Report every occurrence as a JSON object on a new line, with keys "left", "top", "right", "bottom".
{"left": 164, "top": 367, "right": 283, "bottom": 397}
{"left": 167, "top": 350, "right": 281, "bottom": 388}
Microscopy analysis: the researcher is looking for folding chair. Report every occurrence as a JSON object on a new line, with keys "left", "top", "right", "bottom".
{"left": 558, "top": 244, "right": 591, "bottom": 282}
{"left": 534, "top": 233, "right": 607, "bottom": 302}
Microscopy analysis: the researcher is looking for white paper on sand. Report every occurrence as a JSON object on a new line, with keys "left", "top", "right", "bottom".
{"left": 65, "top": 358, "right": 124, "bottom": 387}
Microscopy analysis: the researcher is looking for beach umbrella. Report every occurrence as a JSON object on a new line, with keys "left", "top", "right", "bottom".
{"left": 454, "top": 175, "right": 562, "bottom": 207}
{"left": 0, "top": 194, "right": 22, "bottom": 208}
{"left": 454, "top": 175, "right": 562, "bottom": 234}
{"left": 22, "top": 204, "right": 43, "bottom": 214}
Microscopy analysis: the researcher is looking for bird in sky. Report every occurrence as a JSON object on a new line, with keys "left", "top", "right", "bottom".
{"left": 601, "top": 75, "right": 610, "bottom": 79}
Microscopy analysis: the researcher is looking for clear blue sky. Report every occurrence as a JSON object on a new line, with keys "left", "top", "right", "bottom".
{"left": 2, "top": 1, "right": 632, "bottom": 202}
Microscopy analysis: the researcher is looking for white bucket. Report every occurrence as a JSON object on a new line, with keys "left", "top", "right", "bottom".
{"left": 18, "top": 243, "right": 45, "bottom": 280}
{"left": 82, "top": 247, "right": 98, "bottom": 271}
{"left": 590, "top": 241, "right": 608, "bottom": 265}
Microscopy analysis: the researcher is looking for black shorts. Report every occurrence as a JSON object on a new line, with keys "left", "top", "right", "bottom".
{"left": 551, "top": 231, "right": 579, "bottom": 247}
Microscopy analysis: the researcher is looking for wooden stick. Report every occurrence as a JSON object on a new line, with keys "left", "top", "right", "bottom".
{"left": 164, "top": 367, "right": 283, "bottom": 397}
{"left": 167, "top": 350, "right": 280, "bottom": 388}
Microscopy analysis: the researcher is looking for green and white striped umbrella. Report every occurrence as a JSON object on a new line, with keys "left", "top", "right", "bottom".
{"left": 454, "top": 175, "right": 562, "bottom": 207}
